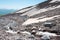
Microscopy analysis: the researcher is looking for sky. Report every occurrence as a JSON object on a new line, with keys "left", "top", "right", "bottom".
{"left": 0, "top": 0, "right": 46, "bottom": 9}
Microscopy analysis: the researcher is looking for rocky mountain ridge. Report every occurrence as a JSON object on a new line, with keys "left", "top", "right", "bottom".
{"left": 0, "top": 0, "right": 60, "bottom": 40}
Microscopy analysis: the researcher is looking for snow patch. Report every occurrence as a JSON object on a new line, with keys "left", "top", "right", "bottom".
{"left": 21, "top": 7, "right": 38, "bottom": 17}
{"left": 20, "top": 31, "right": 31, "bottom": 35}
{"left": 36, "top": 31, "right": 57, "bottom": 36}
{"left": 50, "top": 0, "right": 60, "bottom": 3}
{"left": 6, "top": 30, "right": 17, "bottom": 34}
{"left": 21, "top": 5, "right": 60, "bottom": 17}
{"left": 22, "top": 15, "right": 60, "bottom": 25}
{"left": 16, "top": 6, "right": 36, "bottom": 13}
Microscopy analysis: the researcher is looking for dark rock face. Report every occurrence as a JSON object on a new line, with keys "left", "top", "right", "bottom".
{"left": 0, "top": 0, "right": 60, "bottom": 40}
{"left": 43, "top": 21, "right": 56, "bottom": 28}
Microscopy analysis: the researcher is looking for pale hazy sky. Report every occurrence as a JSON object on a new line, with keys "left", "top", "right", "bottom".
{"left": 0, "top": 0, "right": 46, "bottom": 9}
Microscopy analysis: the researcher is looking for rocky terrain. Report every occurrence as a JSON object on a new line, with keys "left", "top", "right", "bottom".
{"left": 0, "top": 0, "right": 60, "bottom": 40}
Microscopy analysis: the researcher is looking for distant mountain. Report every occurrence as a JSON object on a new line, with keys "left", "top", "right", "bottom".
{"left": 0, "top": 9, "right": 16, "bottom": 15}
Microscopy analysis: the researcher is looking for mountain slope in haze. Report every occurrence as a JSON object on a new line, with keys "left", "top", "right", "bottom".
{"left": 0, "top": 9, "right": 16, "bottom": 15}
{"left": 0, "top": 0, "right": 60, "bottom": 40}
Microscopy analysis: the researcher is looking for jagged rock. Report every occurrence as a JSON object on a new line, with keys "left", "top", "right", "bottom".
{"left": 43, "top": 22, "right": 56, "bottom": 28}
{"left": 41, "top": 35, "right": 50, "bottom": 40}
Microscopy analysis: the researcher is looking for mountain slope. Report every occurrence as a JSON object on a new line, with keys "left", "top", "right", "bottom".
{"left": 0, "top": 0, "right": 60, "bottom": 40}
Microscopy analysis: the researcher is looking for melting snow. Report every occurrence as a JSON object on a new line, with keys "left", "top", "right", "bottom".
{"left": 16, "top": 6, "right": 36, "bottom": 13}
{"left": 36, "top": 31, "right": 57, "bottom": 36}
{"left": 6, "top": 30, "right": 17, "bottom": 34}
{"left": 21, "top": 5, "right": 60, "bottom": 17}
{"left": 22, "top": 15, "right": 60, "bottom": 25}
{"left": 21, "top": 7, "right": 38, "bottom": 17}
{"left": 20, "top": 31, "right": 31, "bottom": 35}
{"left": 50, "top": 0, "right": 60, "bottom": 3}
